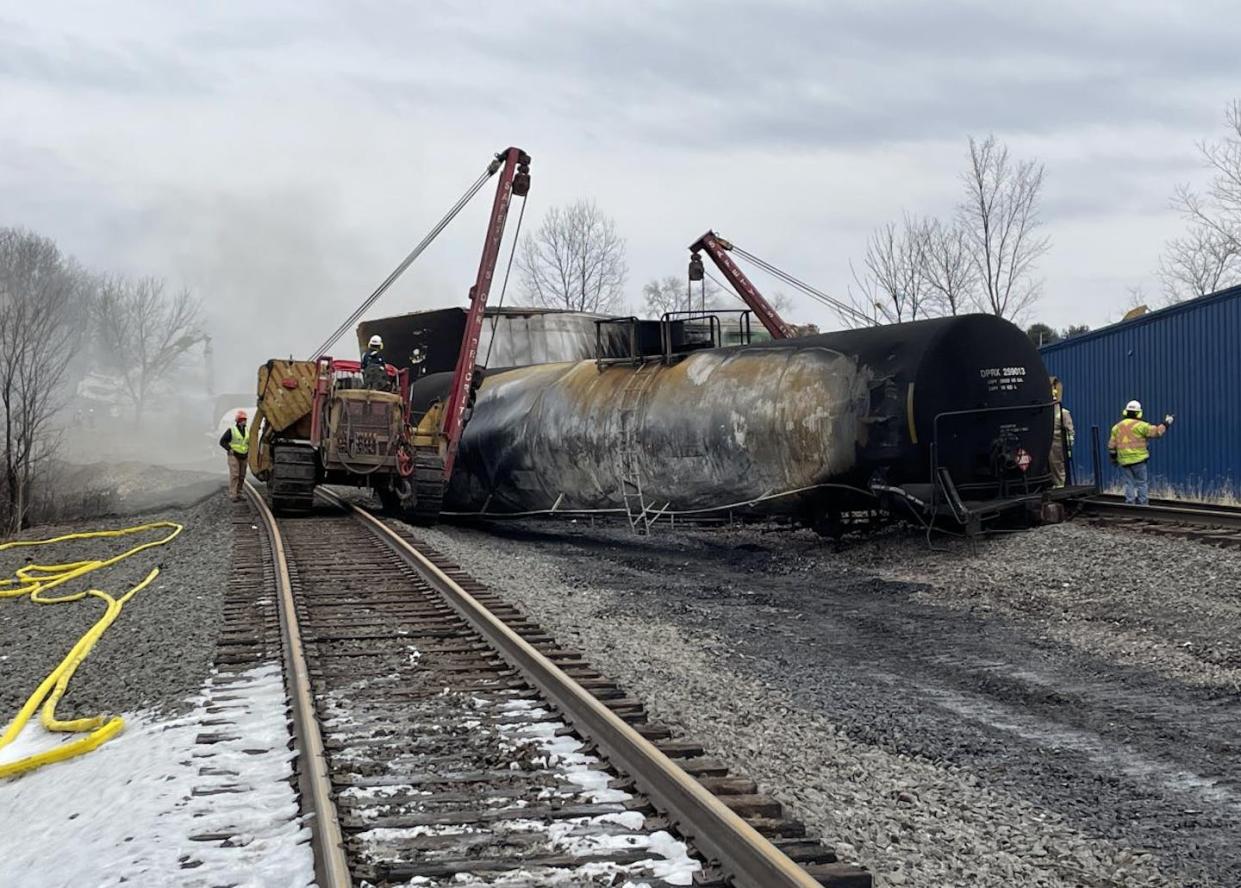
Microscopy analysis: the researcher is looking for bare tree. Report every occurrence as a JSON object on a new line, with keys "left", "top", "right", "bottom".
{"left": 849, "top": 215, "right": 933, "bottom": 323}
{"left": 958, "top": 135, "right": 1050, "bottom": 319}
{"left": 93, "top": 276, "right": 205, "bottom": 425}
{"left": 0, "top": 229, "right": 85, "bottom": 531}
{"left": 1158, "top": 224, "right": 1238, "bottom": 300}
{"left": 518, "top": 200, "right": 627, "bottom": 313}
{"left": 922, "top": 218, "right": 978, "bottom": 315}
{"left": 640, "top": 276, "right": 724, "bottom": 319}
{"left": 1159, "top": 103, "right": 1241, "bottom": 301}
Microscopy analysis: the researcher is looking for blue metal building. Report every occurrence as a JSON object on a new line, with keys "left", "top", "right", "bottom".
{"left": 1039, "top": 285, "right": 1241, "bottom": 496}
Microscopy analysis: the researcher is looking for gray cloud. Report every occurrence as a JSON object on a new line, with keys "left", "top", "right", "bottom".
{"left": 0, "top": 30, "right": 210, "bottom": 95}
{"left": 0, "top": 0, "right": 1234, "bottom": 350}
{"left": 319, "top": 2, "right": 1235, "bottom": 148}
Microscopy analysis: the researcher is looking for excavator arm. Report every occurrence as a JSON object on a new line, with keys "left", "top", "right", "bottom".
{"left": 688, "top": 230, "right": 794, "bottom": 339}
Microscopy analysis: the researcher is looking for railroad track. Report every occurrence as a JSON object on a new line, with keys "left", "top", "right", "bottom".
{"left": 1079, "top": 494, "right": 1241, "bottom": 548}
{"left": 242, "top": 482, "right": 871, "bottom": 888}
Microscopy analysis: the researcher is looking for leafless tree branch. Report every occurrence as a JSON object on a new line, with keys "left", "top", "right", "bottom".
{"left": 92, "top": 276, "right": 204, "bottom": 424}
{"left": 957, "top": 134, "right": 1050, "bottom": 320}
{"left": 0, "top": 228, "right": 87, "bottom": 531}
{"left": 1162, "top": 100, "right": 1241, "bottom": 301}
{"left": 518, "top": 200, "right": 628, "bottom": 313}
{"left": 921, "top": 218, "right": 979, "bottom": 315}
{"left": 849, "top": 215, "right": 934, "bottom": 323}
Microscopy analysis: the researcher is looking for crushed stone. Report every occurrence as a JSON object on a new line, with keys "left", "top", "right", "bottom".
{"left": 1, "top": 493, "right": 236, "bottom": 722}
{"left": 408, "top": 516, "right": 1239, "bottom": 888}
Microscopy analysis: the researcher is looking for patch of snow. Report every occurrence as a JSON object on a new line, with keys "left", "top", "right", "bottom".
{"left": 0, "top": 664, "right": 313, "bottom": 887}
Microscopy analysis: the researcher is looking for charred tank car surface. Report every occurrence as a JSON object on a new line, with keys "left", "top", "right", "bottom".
{"left": 407, "top": 312, "right": 1055, "bottom": 530}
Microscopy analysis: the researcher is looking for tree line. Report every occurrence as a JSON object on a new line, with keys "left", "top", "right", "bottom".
{"left": 0, "top": 227, "right": 204, "bottom": 531}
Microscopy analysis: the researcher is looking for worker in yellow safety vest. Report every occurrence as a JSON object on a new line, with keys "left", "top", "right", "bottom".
{"left": 1049, "top": 376, "right": 1075, "bottom": 488}
{"left": 1108, "top": 400, "right": 1173, "bottom": 505}
{"left": 218, "top": 409, "right": 250, "bottom": 502}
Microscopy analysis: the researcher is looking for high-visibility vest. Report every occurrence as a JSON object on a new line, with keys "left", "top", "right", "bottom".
{"left": 229, "top": 425, "right": 249, "bottom": 456}
{"left": 1108, "top": 417, "right": 1158, "bottom": 466}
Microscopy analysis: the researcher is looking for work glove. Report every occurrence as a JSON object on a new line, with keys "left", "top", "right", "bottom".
{"left": 1163, "top": 414, "right": 1175, "bottom": 426}
{"left": 1108, "top": 449, "right": 1119, "bottom": 466}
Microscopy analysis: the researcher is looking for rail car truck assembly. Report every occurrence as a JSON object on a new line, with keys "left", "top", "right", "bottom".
{"left": 247, "top": 146, "right": 531, "bottom": 519}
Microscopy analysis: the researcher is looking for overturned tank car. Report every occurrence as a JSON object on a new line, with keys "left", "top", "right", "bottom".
{"left": 406, "top": 311, "right": 1062, "bottom": 532}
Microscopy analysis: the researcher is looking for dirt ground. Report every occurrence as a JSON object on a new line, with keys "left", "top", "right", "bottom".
{"left": 414, "top": 517, "right": 1241, "bottom": 887}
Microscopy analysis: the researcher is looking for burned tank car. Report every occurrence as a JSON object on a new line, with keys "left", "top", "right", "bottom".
{"left": 409, "top": 314, "right": 1053, "bottom": 523}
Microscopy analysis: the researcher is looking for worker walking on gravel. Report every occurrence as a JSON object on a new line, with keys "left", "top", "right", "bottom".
{"left": 219, "top": 409, "right": 250, "bottom": 502}
{"left": 1108, "top": 400, "right": 1173, "bottom": 505}
{"left": 1049, "top": 376, "right": 1075, "bottom": 488}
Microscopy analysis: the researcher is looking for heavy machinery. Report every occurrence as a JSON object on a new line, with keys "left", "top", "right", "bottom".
{"left": 687, "top": 231, "right": 796, "bottom": 339}
{"left": 247, "top": 146, "right": 531, "bottom": 519}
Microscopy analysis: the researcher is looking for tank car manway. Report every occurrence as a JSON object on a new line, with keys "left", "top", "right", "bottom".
{"left": 1080, "top": 495, "right": 1241, "bottom": 549}
{"left": 243, "top": 483, "right": 871, "bottom": 887}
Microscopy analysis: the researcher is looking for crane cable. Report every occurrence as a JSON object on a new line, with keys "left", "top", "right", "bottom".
{"left": 0, "top": 521, "right": 184, "bottom": 779}
{"left": 728, "top": 244, "right": 878, "bottom": 327}
{"left": 308, "top": 159, "right": 503, "bottom": 360}
{"left": 483, "top": 192, "right": 529, "bottom": 369}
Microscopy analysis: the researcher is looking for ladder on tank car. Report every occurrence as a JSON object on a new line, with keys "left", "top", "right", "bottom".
{"left": 614, "top": 364, "right": 662, "bottom": 534}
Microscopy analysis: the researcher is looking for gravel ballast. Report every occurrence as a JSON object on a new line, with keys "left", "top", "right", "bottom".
{"left": 1, "top": 492, "right": 236, "bottom": 721}
{"left": 408, "top": 517, "right": 1241, "bottom": 888}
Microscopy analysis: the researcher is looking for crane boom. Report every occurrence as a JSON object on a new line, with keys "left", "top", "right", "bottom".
{"left": 441, "top": 147, "right": 531, "bottom": 477}
{"left": 688, "top": 230, "right": 794, "bottom": 339}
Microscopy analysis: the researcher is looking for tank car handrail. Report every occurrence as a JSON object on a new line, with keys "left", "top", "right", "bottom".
{"left": 660, "top": 313, "right": 721, "bottom": 362}
{"left": 928, "top": 399, "right": 1057, "bottom": 425}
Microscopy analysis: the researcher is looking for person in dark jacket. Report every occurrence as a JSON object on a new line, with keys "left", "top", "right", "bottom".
{"left": 361, "top": 334, "right": 386, "bottom": 370}
{"left": 361, "top": 334, "right": 390, "bottom": 389}
{"left": 219, "top": 410, "right": 250, "bottom": 501}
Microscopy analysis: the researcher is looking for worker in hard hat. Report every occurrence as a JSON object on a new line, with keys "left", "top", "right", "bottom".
{"left": 1108, "top": 400, "right": 1173, "bottom": 505}
{"left": 1048, "top": 376, "right": 1075, "bottom": 488}
{"left": 218, "top": 409, "right": 250, "bottom": 502}
{"left": 361, "top": 334, "right": 389, "bottom": 389}
{"left": 361, "top": 334, "right": 386, "bottom": 370}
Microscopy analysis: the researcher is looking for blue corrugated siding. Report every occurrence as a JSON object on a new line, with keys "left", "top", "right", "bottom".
{"left": 1040, "top": 286, "right": 1241, "bottom": 495}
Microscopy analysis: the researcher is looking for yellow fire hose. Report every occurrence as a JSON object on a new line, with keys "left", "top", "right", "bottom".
{"left": 0, "top": 521, "right": 183, "bottom": 779}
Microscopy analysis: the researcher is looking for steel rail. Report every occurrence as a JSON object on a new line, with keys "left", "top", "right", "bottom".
{"left": 318, "top": 489, "right": 822, "bottom": 888}
{"left": 244, "top": 482, "right": 352, "bottom": 888}
{"left": 1081, "top": 495, "right": 1241, "bottom": 530}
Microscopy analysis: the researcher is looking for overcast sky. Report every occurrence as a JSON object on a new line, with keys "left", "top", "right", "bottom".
{"left": 2, "top": 1, "right": 1235, "bottom": 392}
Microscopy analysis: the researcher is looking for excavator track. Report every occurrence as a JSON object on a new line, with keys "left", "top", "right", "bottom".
{"left": 270, "top": 444, "right": 318, "bottom": 515}
{"left": 408, "top": 448, "right": 445, "bottom": 525}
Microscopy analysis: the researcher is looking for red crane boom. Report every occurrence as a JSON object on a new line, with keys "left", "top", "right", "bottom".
{"left": 688, "top": 230, "right": 794, "bottom": 339}
{"left": 441, "top": 147, "right": 531, "bottom": 477}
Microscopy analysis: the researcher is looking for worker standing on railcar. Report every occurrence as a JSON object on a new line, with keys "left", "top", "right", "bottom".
{"left": 219, "top": 409, "right": 250, "bottom": 502}
{"left": 1049, "top": 376, "right": 1075, "bottom": 487}
{"left": 1108, "top": 400, "right": 1173, "bottom": 505}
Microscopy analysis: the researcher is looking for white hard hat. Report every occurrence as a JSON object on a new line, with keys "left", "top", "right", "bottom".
{"left": 1125, "top": 399, "right": 1142, "bottom": 413}
{"left": 368, "top": 334, "right": 383, "bottom": 349}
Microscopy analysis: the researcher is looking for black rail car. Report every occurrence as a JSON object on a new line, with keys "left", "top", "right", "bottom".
{"left": 410, "top": 313, "right": 1071, "bottom": 532}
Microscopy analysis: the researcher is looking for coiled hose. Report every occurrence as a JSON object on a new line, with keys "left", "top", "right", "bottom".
{"left": 0, "top": 520, "right": 183, "bottom": 778}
